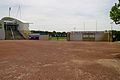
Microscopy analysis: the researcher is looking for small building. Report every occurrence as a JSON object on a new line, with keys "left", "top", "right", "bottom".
{"left": 0, "top": 17, "right": 30, "bottom": 40}
{"left": 39, "top": 34, "right": 49, "bottom": 40}
{"left": 67, "top": 31, "right": 112, "bottom": 42}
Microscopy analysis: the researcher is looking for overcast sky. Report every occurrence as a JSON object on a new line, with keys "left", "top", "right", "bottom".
{"left": 0, "top": 0, "right": 119, "bottom": 32}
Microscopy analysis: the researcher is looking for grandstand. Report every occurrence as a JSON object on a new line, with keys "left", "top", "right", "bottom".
{"left": 0, "top": 17, "right": 30, "bottom": 40}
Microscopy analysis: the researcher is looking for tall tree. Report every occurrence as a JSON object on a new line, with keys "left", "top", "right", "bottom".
{"left": 110, "top": 0, "right": 120, "bottom": 24}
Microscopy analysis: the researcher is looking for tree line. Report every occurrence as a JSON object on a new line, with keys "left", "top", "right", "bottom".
{"left": 31, "top": 30, "right": 67, "bottom": 37}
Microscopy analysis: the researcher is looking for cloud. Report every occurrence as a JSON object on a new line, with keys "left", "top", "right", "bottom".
{"left": 0, "top": 0, "right": 118, "bottom": 31}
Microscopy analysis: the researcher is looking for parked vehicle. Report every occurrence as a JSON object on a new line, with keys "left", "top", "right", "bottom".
{"left": 29, "top": 34, "right": 39, "bottom": 40}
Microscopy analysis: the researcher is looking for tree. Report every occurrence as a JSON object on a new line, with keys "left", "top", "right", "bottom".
{"left": 62, "top": 32, "right": 67, "bottom": 37}
{"left": 110, "top": 0, "right": 120, "bottom": 24}
{"left": 52, "top": 31, "right": 56, "bottom": 37}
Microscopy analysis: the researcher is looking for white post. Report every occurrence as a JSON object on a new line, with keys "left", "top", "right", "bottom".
{"left": 74, "top": 27, "right": 76, "bottom": 31}
{"left": 110, "top": 22, "right": 113, "bottom": 42}
{"left": 96, "top": 20, "right": 97, "bottom": 32}
{"left": 83, "top": 22, "right": 85, "bottom": 31}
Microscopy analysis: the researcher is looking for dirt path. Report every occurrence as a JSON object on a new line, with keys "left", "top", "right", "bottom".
{"left": 0, "top": 40, "right": 120, "bottom": 80}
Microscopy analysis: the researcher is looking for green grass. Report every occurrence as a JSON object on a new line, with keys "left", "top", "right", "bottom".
{"left": 50, "top": 37, "right": 67, "bottom": 41}
{"left": 115, "top": 41, "right": 120, "bottom": 43}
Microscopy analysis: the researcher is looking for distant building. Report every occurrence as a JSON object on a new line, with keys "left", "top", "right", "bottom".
{"left": 0, "top": 17, "right": 30, "bottom": 40}
{"left": 67, "top": 31, "right": 112, "bottom": 42}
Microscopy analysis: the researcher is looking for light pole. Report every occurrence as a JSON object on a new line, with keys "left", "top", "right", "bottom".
{"left": 110, "top": 22, "right": 113, "bottom": 31}
{"left": 110, "top": 22, "right": 113, "bottom": 42}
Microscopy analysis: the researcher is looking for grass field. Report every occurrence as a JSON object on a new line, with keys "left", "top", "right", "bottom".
{"left": 50, "top": 37, "right": 67, "bottom": 40}
{"left": 0, "top": 40, "right": 120, "bottom": 80}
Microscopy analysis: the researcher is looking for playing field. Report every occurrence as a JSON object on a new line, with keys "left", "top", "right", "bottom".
{"left": 0, "top": 40, "right": 120, "bottom": 80}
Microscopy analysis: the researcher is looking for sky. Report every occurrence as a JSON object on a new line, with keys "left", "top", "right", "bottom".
{"left": 0, "top": 0, "right": 119, "bottom": 32}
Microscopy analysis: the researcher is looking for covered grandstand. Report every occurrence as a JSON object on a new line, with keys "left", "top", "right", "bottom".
{"left": 0, "top": 17, "right": 30, "bottom": 40}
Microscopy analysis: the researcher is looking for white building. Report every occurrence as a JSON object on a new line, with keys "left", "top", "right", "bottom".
{"left": 67, "top": 31, "right": 112, "bottom": 42}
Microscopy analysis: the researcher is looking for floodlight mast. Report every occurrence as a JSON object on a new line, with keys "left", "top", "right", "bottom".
{"left": 16, "top": 5, "right": 22, "bottom": 19}
{"left": 9, "top": 7, "right": 11, "bottom": 17}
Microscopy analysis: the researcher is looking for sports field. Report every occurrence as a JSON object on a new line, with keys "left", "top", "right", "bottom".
{"left": 0, "top": 40, "right": 120, "bottom": 80}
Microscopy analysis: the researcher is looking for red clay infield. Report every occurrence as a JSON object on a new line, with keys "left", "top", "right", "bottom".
{"left": 0, "top": 40, "right": 120, "bottom": 80}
